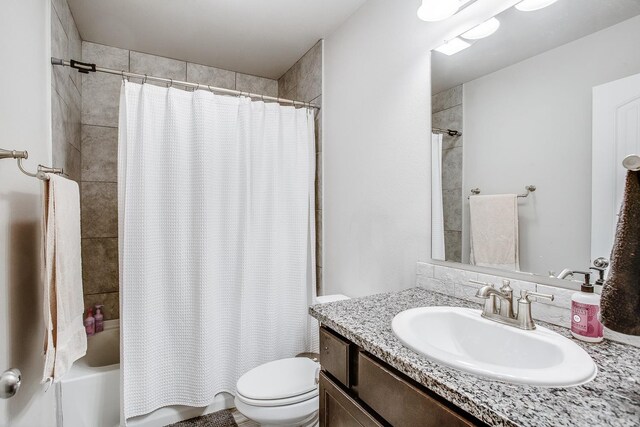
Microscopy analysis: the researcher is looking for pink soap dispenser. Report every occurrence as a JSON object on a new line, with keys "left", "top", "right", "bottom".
{"left": 570, "top": 272, "right": 603, "bottom": 343}
{"left": 84, "top": 308, "right": 95, "bottom": 336}
{"left": 94, "top": 305, "right": 104, "bottom": 333}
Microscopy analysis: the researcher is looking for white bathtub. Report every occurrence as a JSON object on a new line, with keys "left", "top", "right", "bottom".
{"left": 59, "top": 320, "right": 234, "bottom": 427}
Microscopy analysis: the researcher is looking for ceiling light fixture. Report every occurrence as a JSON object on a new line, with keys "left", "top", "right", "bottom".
{"left": 434, "top": 38, "right": 471, "bottom": 56}
{"left": 515, "top": 0, "right": 559, "bottom": 12}
{"left": 417, "top": 0, "right": 460, "bottom": 22}
{"left": 461, "top": 17, "right": 501, "bottom": 40}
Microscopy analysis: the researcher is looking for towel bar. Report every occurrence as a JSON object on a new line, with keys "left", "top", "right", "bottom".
{"left": 468, "top": 185, "right": 536, "bottom": 199}
{"left": 0, "top": 148, "right": 64, "bottom": 180}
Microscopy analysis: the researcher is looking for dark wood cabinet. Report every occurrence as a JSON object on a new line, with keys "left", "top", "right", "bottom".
{"left": 320, "top": 327, "right": 351, "bottom": 387}
{"left": 319, "top": 326, "right": 485, "bottom": 427}
{"left": 319, "top": 372, "right": 384, "bottom": 427}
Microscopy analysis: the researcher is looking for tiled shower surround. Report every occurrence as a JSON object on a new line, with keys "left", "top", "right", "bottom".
{"left": 78, "top": 42, "right": 285, "bottom": 319}
{"left": 432, "top": 85, "right": 463, "bottom": 262}
{"left": 51, "top": 0, "right": 81, "bottom": 181}
{"left": 279, "top": 41, "right": 324, "bottom": 293}
{"left": 51, "top": 24, "right": 323, "bottom": 319}
{"left": 417, "top": 261, "right": 640, "bottom": 347}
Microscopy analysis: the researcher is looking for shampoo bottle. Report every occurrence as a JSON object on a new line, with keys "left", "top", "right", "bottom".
{"left": 84, "top": 308, "right": 95, "bottom": 336}
{"left": 571, "top": 272, "right": 603, "bottom": 343}
{"left": 94, "top": 305, "right": 104, "bottom": 333}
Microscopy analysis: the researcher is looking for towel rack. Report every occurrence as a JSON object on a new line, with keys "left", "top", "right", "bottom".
{"left": 0, "top": 148, "right": 64, "bottom": 180}
{"left": 468, "top": 185, "right": 536, "bottom": 199}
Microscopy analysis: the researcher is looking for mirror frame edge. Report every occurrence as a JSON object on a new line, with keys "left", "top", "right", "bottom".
{"left": 426, "top": 258, "right": 585, "bottom": 291}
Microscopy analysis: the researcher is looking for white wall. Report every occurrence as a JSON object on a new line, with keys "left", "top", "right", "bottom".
{"left": 462, "top": 15, "right": 640, "bottom": 276}
{"left": 322, "top": 0, "right": 519, "bottom": 296}
{"left": 0, "top": 1, "right": 56, "bottom": 426}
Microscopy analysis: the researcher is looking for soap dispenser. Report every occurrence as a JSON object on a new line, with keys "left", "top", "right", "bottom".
{"left": 570, "top": 272, "right": 603, "bottom": 343}
{"left": 94, "top": 305, "right": 104, "bottom": 333}
{"left": 84, "top": 308, "right": 95, "bottom": 336}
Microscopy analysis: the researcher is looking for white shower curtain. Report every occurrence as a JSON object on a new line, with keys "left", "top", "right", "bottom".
{"left": 118, "top": 82, "right": 316, "bottom": 420}
{"left": 431, "top": 133, "right": 446, "bottom": 260}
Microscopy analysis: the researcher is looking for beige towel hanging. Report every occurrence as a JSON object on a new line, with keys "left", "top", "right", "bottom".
{"left": 469, "top": 194, "right": 520, "bottom": 271}
{"left": 42, "top": 174, "right": 86, "bottom": 382}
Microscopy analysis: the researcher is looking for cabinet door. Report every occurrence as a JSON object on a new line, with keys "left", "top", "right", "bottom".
{"left": 358, "top": 353, "right": 479, "bottom": 427}
{"left": 319, "top": 372, "right": 384, "bottom": 427}
{"left": 320, "top": 327, "right": 351, "bottom": 387}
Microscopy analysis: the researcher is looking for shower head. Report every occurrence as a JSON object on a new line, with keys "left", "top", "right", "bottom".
{"left": 622, "top": 154, "right": 640, "bottom": 171}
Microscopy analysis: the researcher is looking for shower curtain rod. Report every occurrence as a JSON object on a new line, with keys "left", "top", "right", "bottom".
{"left": 432, "top": 127, "right": 461, "bottom": 137}
{"left": 51, "top": 58, "right": 320, "bottom": 110}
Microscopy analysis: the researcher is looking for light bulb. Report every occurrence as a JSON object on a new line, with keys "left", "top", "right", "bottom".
{"left": 417, "top": 0, "right": 460, "bottom": 22}
{"left": 434, "top": 38, "right": 471, "bottom": 56}
{"left": 461, "top": 17, "right": 500, "bottom": 40}
{"left": 515, "top": 0, "right": 559, "bottom": 12}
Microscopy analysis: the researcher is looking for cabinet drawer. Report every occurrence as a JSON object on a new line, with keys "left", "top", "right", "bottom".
{"left": 319, "top": 372, "right": 384, "bottom": 427}
{"left": 358, "top": 353, "right": 479, "bottom": 427}
{"left": 320, "top": 327, "right": 351, "bottom": 387}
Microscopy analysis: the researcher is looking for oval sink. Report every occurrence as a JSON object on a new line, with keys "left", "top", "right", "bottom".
{"left": 392, "top": 307, "right": 597, "bottom": 387}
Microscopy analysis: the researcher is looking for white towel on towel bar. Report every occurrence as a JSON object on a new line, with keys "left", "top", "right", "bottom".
{"left": 469, "top": 194, "right": 520, "bottom": 271}
{"left": 42, "top": 174, "right": 86, "bottom": 382}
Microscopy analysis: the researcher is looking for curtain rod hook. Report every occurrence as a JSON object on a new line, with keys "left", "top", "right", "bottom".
{"left": 142, "top": 74, "right": 147, "bottom": 84}
{"left": 167, "top": 78, "right": 173, "bottom": 88}
{"left": 121, "top": 70, "right": 127, "bottom": 82}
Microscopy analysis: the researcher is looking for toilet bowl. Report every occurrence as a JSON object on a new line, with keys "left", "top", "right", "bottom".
{"left": 234, "top": 294, "right": 349, "bottom": 426}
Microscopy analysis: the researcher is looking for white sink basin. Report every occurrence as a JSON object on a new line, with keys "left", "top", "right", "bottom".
{"left": 392, "top": 307, "right": 597, "bottom": 387}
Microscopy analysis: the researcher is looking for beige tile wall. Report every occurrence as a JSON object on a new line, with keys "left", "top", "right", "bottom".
{"left": 279, "top": 40, "right": 323, "bottom": 293}
{"left": 79, "top": 42, "right": 280, "bottom": 319}
{"left": 51, "top": 0, "right": 81, "bottom": 181}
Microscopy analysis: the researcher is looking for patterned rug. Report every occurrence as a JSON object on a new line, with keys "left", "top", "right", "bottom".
{"left": 166, "top": 409, "right": 238, "bottom": 427}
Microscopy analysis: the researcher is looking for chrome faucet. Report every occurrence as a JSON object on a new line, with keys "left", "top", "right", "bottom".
{"left": 556, "top": 269, "right": 576, "bottom": 279}
{"left": 470, "top": 279, "right": 554, "bottom": 330}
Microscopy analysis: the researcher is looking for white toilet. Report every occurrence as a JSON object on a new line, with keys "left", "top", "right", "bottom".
{"left": 234, "top": 294, "right": 350, "bottom": 426}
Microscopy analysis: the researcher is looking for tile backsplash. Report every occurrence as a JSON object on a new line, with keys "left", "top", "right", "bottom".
{"left": 417, "top": 262, "right": 639, "bottom": 347}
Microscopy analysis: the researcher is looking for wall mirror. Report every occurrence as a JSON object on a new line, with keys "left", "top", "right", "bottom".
{"left": 430, "top": 0, "right": 640, "bottom": 283}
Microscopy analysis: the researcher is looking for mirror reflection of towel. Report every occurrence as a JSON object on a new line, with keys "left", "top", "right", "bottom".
{"left": 469, "top": 194, "right": 520, "bottom": 271}
{"left": 601, "top": 171, "right": 640, "bottom": 336}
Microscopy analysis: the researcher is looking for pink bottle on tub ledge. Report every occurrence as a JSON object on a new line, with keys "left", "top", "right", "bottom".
{"left": 84, "top": 308, "right": 95, "bottom": 336}
{"left": 94, "top": 305, "right": 104, "bottom": 333}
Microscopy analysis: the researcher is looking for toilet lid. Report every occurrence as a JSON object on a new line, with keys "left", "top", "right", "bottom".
{"left": 236, "top": 387, "right": 318, "bottom": 407}
{"left": 236, "top": 358, "right": 319, "bottom": 401}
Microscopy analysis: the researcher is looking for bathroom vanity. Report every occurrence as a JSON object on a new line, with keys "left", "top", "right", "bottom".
{"left": 310, "top": 289, "right": 640, "bottom": 427}
{"left": 318, "top": 328, "right": 481, "bottom": 426}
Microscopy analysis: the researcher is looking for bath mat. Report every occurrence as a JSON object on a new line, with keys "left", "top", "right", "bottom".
{"left": 166, "top": 409, "right": 238, "bottom": 427}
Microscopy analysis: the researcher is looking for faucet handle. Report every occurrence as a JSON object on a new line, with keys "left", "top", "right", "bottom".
{"left": 519, "top": 289, "right": 554, "bottom": 302}
{"left": 500, "top": 279, "right": 512, "bottom": 291}
{"left": 517, "top": 290, "right": 555, "bottom": 330}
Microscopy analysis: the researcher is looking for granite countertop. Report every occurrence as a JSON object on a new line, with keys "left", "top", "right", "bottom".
{"left": 309, "top": 288, "right": 640, "bottom": 427}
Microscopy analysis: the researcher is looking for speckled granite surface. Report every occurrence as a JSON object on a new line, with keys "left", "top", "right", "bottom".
{"left": 309, "top": 288, "right": 640, "bottom": 427}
